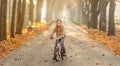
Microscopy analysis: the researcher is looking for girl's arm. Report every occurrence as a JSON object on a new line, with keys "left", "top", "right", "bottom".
{"left": 50, "top": 27, "right": 56, "bottom": 39}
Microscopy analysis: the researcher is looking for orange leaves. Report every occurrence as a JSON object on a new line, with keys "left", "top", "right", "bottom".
{"left": 0, "top": 27, "right": 48, "bottom": 59}
{"left": 80, "top": 25, "right": 120, "bottom": 55}
{"left": 85, "top": 28, "right": 120, "bottom": 56}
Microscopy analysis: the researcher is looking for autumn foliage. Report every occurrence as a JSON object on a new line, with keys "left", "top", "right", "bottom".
{"left": 81, "top": 25, "right": 120, "bottom": 55}
{"left": 0, "top": 23, "right": 48, "bottom": 59}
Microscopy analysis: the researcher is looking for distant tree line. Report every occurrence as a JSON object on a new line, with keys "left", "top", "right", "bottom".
{"left": 0, "top": 0, "right": 117, "bottom": 41}
{"left": 81, "top": 0, "right": 116, "bottom": 36}
{"left": 0, "top": 0, "right": 43, "bottom": 41}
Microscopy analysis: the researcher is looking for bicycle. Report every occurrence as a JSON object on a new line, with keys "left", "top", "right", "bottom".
{"left": 50, "top": 35, "right": 65, "bottom": 62}
{"left": 54, "top": 38, "right": 64, "bottom": 61}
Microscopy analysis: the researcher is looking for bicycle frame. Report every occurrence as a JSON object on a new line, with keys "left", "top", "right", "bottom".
{"left": 55, "top": 39, "right": 64, "bottom": 61}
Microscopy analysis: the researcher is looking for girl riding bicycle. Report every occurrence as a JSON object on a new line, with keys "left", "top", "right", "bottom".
{"left": 50, "top": 19, "right": 66, "bottom": 61}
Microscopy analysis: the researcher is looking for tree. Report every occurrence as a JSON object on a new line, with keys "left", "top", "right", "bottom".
{"left": 29, "top": 0, "right": 34, "bottom": 25}
{"left": 0, "top": 0, "right": 3, "bottom": 41}
{"left": 82, "top": 0, "right": 91, "bottom": 28}
{"left": 2, "top": 0, "right": 7, "bottom": 40}
{"left": 108, "top": 0, "right": 116, "bottom": 36}
{"left": 90, "top": 0, "right": 99, "bottom": 29}
{"left": 16, "top": 0, "right": 26, "bottom": 34}
{"left": 0, "top": 0, "right": 8, "bottom": 41}
{"left": 36, "top": 0, "right": 43, "bottom": 22}
{"left": 11, "top": 0, "right": 17, "bottom": 38}
{"left": 46, "top": 0, "right": 55, "bottom": 22}
{"left": 19, "top": 0, "right": 26, "bottom": 34}
{"left": 99, "top": 0, "right": 108, "bottom": 32}
{"left": 16, "top": 0, "right": 22, "bottom": 34}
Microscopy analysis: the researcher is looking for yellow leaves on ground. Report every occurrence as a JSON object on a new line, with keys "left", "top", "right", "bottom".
{"left": 0, "top": 23, "right": 48, "bottom": 59}
{"left": 33, "top": 22, "right": 48, "bottom": 31}
{"left": 33, "top": 22, "right": 47, "bottom": 27}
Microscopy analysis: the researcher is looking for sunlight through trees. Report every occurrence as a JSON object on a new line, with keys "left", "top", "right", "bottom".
{"left": 0, "top": 0, "right": 119, "bottom": 40}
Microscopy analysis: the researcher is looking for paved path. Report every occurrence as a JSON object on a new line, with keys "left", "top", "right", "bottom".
{"left": 0, "top": 21, "right": 120, "bottom": 66}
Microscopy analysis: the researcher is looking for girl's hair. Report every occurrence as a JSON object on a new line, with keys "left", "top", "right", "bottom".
{"left": 56, "top": 19, "right": 62, "bottom": 23}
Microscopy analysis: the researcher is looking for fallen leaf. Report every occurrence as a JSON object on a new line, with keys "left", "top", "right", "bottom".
{"left": 44, "top": 60, "right": 49, "bottom": 63}
{"left": 96, "top": 63, "right": 99, "bottom": 65}
{"left": 102, "top": 54, "right": 105, "bottom": 56}
{"left": 92, "top": 45, "right": 94, "bottom": 48}
{"left": 14, "top": 58, "right": 17, "bottom": 61}
{"left": 109, "top": 63, "right": 112, "bottom": 65}
{"left": 70, "top": 55, "right": 73, "bottom": 57}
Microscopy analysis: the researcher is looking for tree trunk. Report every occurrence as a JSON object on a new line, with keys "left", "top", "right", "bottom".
{"left": 16, "top": 0, "right": 26, "bottom": 34}
{"left": 0, "top": 0, "right": 3, "bottom": 41}
{"left": 36, "top": 0, "right": 43, "bottom": 22}
{"left": 16, "top": 0, "right": 22, "bottom": 34}
{"left": 46, "top": 0, "right": 54, "bottom": 22}
{"left": 29, "top": 0, "right": 34, "bottom": 25}
{"left": 0, "top": 0, "right": 8, "bottom": 41}
{"left": 90, "top": 0, "right": 99, "bottom": 29}
{"left": 108, "top": 0, "right": 116, "bottom": 36}
{"left": 19, "top": 0, "right": 26, "bottom": 34}
{"left": 99, "top": 0, "right": 107, "bottom": 32}
{"left": 11, "top": 0, "right": 17, "bottom": 38}
{"left": 85, "top": 0, "right": 91, "bottom": 28}
{"left": 81, "top": 0, "right": 87, "bottom": 24}
{"left": 2, "top": 0, "right": 8, "bottom": 40}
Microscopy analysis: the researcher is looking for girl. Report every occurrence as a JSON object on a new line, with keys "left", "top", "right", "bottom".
{"left": 50, "top": 19, "right": 66, "bottom": 61}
